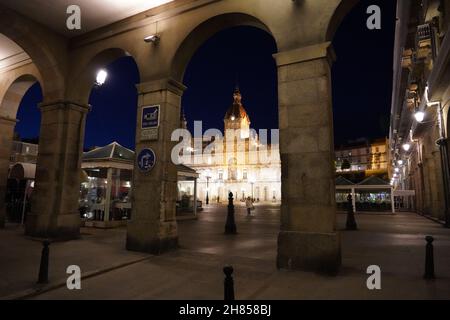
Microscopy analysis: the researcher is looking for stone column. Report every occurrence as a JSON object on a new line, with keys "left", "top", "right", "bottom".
{"left": 274, "top": 42, "right": 341, "bottom": 273}
{"left": 0, "top": 116, "right": 17, "bottom": 228}
{"left": 126, "top": 78, "right": 185, "bottom": 254}
{"left": 25, "top": 101, "right": 90, "bottom": 239}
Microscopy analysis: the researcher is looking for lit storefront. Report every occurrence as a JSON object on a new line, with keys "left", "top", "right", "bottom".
{"left": 336, "top": 176, "right": 395, "bottom": 213}
{"left": 80, "top": 142, "right": 200, "bottom": 227}
{"left": 176, "top": 164, "right": 201, "bottom": 219}
{"left": 80, "top": 142, "right": 134, "bottom": 228}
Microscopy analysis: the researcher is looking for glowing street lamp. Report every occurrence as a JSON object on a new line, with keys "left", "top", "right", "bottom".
{"left": 394, "top": 168, "right": 400, "bottom": 173}
{"left": 95, "top": 69, "right": 108, "bottom": 86}
{"left": 397, "top": 160, "right": 404, "bottom": 166}
{"left": 414, "top": 111, "right": 425, "bottom": 123}
{"left": 402, "top": 143, "right": 411, "bottom": 152}
{"left": 144, "top": 34, "right": 160, "bottom": 44}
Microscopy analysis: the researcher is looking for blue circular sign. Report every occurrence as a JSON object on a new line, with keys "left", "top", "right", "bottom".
{"left": 137, "top": 148, "right": 156, "bottom": 172}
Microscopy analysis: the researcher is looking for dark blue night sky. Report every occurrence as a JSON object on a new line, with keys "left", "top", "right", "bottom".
{"left": 15, "top": 0, "right": 396, "bottom": 150}
{"left": 182, "top": 26, "right": 278, "bottom": 135}
{"left": 332, "top": 0, "right": 396, "bottom": 147}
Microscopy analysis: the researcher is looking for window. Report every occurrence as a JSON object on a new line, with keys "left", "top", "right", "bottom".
{"left": 243, "top": 169, "right": 248, "bottom": 180}
{"left": 228, "top": 158, "right": 237, "bottom": 180}
{"left": 219, "top": 171, "right": 223, "bottom": 180}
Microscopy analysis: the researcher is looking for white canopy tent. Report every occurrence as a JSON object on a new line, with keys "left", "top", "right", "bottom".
{"left": 336, "top": 176, "right": 395, "bottom": 214}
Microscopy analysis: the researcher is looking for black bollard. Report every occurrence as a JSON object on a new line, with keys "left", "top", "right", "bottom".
{"left": 224, "top": 265, "right": 235, "bottom": 301}
{"left": 346, "top": 194, "right": 358, "bottom": 230}
{"left": 37, "top": 240, "right": 50, "bottom": 284}
{"left": 225, "top": 192, "right": 237, "bottom": 234}
{"left": 424, "top": 236, "right": 435, "bottom": 280}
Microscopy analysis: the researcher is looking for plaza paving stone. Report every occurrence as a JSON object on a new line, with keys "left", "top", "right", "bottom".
{"left": 1, "top": 204, "right": 450, "bottom": 300}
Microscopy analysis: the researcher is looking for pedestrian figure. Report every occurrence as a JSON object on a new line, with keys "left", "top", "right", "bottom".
{"left": 245, "top": 196, "right": 254, "bottom": 216}
{"left": 346, "top": 193, "right": 358, "bottom": 230}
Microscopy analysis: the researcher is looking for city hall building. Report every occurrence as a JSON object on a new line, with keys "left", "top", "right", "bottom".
{"left": 179, "top": 88, "right": 281, "bottom": 204}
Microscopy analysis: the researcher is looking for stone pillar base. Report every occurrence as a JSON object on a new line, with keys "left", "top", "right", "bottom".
{"left": 25, "top": 212, "right": 80, "bottom": 240}
{"left": 277, "top": 231, "right": 341, "bottom": 274}
{"left": 126, "top": 222, "right": 178, "bottom": 255}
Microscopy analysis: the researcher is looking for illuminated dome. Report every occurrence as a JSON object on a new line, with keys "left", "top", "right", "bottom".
{"left": 224, "top": 87, "right": 250, "bottom": 122}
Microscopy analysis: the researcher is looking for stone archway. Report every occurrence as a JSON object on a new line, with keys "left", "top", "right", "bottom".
{"left": 0, "top": 7, "right": 69, "bottom": 235}
{"left": 26, "top": 47, "right": 142, "bottom": 239}
{"left": 126, "top": 12, "right": 276, "bottom": 255}
{"left": 0, "top": 70, "right": 42, "bottom": 228}
{"left": 170, "top": 13, "right": 275, "bottom": 83}
{"left": 127, "top": 5, "right": 358, "bottom": 272}
{"left": 0, "top": 0, "right": 365, "bottom": 273}
{"left": 325, "top": 0, "right": 360, "bottom": 42}
{"left": 0, "top": 5, "right": 66, "bottom": 101}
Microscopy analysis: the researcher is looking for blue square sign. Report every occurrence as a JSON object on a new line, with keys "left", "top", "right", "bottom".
{"left": 142, "top": 105, "right": 160, "bottom": 129}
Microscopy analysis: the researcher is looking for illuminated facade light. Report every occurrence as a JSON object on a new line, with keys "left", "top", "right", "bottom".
{"left": 96, "top": 69, "right": 108, "bottom": 86}
{"left": 414, "top": 111, "right": 425, "bottom": 123}
{"left": 402, "top": 143, "right": 411, "bottom": 152}
{"left": 144, "top": 34, "right": 160, "bottom": 44}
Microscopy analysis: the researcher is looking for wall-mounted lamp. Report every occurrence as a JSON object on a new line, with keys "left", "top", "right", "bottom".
{"left": 95, "top": 69, "right": 108, "bottom": 86}
{"left": 402, "top": 143, "right": 411, "bottom": 152}
{"left": 414, "top": 111, "right": 425, "bottom": 123}
{"left": 144, "top": 34, "right": 160, "bottom": 44}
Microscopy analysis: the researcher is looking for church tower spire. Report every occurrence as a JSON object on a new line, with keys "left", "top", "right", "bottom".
{"left": 224, "top": 86, "right": 251, "bottom": 138}
{"left": 180, "top": 106, "right": 187, "bottom": 129}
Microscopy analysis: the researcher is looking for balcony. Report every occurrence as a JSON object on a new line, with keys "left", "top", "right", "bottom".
{"left": 416, "top": 23, "right": 434, "bottom": 60}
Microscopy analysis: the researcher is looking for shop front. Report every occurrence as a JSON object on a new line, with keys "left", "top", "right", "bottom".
{"left": 80, "top": 142, "right": 134, "bottom": 228}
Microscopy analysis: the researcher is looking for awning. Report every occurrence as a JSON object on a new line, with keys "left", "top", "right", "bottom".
{"left": 177, "top": 164, "right": 199, "bottom": 179}
{"left": 335, "top": 175, "right": 392, "bottom": 191}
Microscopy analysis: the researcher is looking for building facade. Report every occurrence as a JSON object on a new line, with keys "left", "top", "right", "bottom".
{"left": 335, "top": 138, "right": 389, "bottom": 177}
{"left": 390, "top": 0, "right": 450, "bottom": 225}
{"left": 179, "top": 88, "right": 282, "bottom": 204}
{"left": 9, "top": 140, "right": 38, "bottom": 165}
